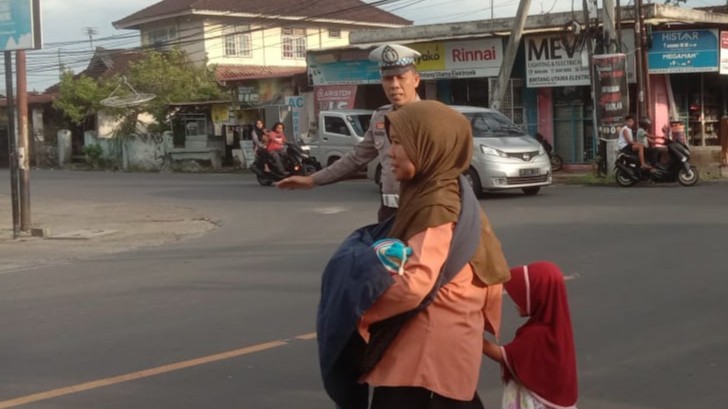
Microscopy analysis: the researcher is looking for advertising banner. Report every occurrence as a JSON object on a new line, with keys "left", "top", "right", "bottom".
{"left": 314, "top": 85, "right": 357, "bottom": 116}
{"left": 410, "top": 38, "right": 503, "bottom": 79}
{"left": 648, "top": 29, "right": 719, "bottom": 73}
{"left": 526, "top": 35, "right": 591, "bottom": 88}
{"left": 308, "top": 60, "right": 380, "bottom": 86}
{"left": 593, "top": 54, "right": 629, "bottom": 141}
{"left": 0, "top": 0, "right": 42, "bottom": 51}
{"left": 285, "top": 96, "right": 306, "bottom": 140}
{"left": 720, "top": 31, "right": 728, "bottom": 75}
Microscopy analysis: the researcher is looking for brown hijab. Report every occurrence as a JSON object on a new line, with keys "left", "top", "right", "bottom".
{"left": 386, "top": 101, "right": 510, "bottom": 285}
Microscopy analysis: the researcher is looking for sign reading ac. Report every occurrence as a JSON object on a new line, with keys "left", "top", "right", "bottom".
{"left": 288, "top": 97, "right": 304, "bottom": 108}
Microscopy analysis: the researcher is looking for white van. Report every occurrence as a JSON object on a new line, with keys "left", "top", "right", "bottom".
{"left": 367, "top": 106, "right": 552, "bottom": 196}
{"left": 306, "top": 110, "right": 373, "bottom": 168}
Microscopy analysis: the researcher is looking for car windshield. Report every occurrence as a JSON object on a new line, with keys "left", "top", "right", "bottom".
{"left": 347, "top": 114, "right": 371, "bottom": 137}
{"left": 462, "top": 111, "right": 524, "bottom": 137}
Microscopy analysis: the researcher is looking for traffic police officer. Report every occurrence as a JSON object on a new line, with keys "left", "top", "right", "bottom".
{"left": 277, "top": 44, "right": 422, "bottom": 222}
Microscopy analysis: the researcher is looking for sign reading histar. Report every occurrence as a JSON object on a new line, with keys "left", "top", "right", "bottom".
{"left": 648, "top": 29, "right": 719, "bottom": 73}
{"left": 526, "top": 35, "right": 591, "bottom": 88}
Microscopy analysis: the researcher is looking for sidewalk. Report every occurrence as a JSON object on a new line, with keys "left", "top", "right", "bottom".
{"left": 0, "top": 195, "right": 219, "bottom": 274}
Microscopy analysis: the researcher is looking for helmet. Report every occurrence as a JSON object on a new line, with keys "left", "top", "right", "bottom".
{"left": 639, "top": 117, "right": 652, "bottom": 126}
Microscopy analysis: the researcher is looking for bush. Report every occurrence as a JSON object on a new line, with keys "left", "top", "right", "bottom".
{"left": 82, "top": 143, "right": 104, "bottom": 169}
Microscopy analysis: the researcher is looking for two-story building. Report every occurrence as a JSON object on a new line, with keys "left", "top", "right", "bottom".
{"left": 112, "top": 0, "right": 410, "bottom": 141}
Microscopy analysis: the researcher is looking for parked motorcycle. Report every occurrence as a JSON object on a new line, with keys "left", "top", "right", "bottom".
{"left": 252, "top": 143, "right": 321, "bottom": 186}
{"left": 614, "top": 140, "right": 698, "bottom": 187}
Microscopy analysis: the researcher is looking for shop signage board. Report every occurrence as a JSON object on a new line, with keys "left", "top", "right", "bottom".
{"left": 313, "top": 85, "right": 357, "bottom": 116}
{"left": 409, "top": 38, "right": 504, "bottom": 79}
{"left": 285, "top": 96, "right": 305, "bottom": 139}
{"left": 720, "top": 31, "right": 728, "bottom": 75}
{"left": 648, "top": 29, "right": 719, "bottom": 73}
{"left": 525, "top": 34, "right": 591, "bottom": 88}
{"left": 308, "top": 59, "right": 381, "bottom": 86}
{"left": 308, "top": 38, "right": 504, "bottom": 85}
{"left": 0, "top": 0, "right": 42, "bottom": 51}
{"left": 593, "top": 54, "right": 629, "bottom": 141}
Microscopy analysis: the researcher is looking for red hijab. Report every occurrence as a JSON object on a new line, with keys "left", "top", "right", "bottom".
{"left": 502, "top": 261, "right": 578, "bottom": 408}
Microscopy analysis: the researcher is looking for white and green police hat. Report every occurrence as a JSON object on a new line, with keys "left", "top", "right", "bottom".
{"left": 369, "top": 44, "right": 421, "bottom": 76}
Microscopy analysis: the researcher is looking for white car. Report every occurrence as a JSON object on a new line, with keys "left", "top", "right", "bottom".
{"left": 367, "top": 106, "right": 552, "bottom": 196}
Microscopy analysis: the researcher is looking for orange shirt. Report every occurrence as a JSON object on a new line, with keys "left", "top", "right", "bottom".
{"left": 358, "top": 223, "right": 503, "bottom": 401}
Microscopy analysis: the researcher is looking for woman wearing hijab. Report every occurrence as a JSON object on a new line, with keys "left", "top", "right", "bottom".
{"left": 357, "top": 100, "right": 510, "bottom": 409}
{"left": 482, "top": 261, "right": 578, "bottom": 409}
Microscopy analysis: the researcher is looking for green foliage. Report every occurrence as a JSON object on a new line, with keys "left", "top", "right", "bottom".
{"left": 53, "top": 48, "right": 226, "bottom": 133}
{"left": 53, "top": 70, "right": 115, "bottom": 125}
{"left": 126, "top": 48, "right": 225, "bottom": 125}
{"left": 81, "top": 143, "right": 104, "bottom": 169}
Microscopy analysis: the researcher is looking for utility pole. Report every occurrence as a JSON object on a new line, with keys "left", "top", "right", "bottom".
{"left": 490, "top": 0, "right": 531, "bottom": 111}
{"left": 83, "top": 27, "right": 98, "bottom": 50}
{"left": 637, "top": 0, "right": 652, "bottom": 120}
{"left": 601, "top": 0, "right": 619, "bottom": 174}
{"left": 4, "top": 51, "right": 20, "bottom": 238}
{"left": 16, "top": 50, "right": 30, "bottom": 231}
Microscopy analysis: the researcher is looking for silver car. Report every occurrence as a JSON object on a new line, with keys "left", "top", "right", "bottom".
{"left": 367, "top": 105, "right": 552, "bottom": 196}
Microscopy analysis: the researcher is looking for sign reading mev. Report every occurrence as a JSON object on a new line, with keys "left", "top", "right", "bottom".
{"left": 0, "top": 0, "right": 42, "bottom": 51}
{"left": 526, "top": 35, "right": 590, "bottom": 88}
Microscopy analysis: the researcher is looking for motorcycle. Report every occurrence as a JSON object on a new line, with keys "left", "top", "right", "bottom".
{"left": 614, "top": 140, "right": 699, "bottom": 187}
{"left": 252, "top": 143, "right": 322, "bottom": 186}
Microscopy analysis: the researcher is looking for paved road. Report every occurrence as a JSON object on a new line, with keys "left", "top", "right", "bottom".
{"left": 0, "top": 170, "right": 726, "bottom": 408}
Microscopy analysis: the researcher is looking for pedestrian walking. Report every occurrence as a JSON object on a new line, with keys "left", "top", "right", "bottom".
{"left": 276, "top": 44, "right": 422, "bottom": 222}
{"left": 317, "top": 101, "right": 510, "bottom": 409}
{"left": 482, "top": 261, "right": 578, "bottom": 409}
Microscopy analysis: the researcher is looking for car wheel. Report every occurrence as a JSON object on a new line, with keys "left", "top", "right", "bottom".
{"left": 464, "top": 168, "right": 483, "bottom": 198}
{"left": 522, "top": 186, "right": 541, "bottom": 196}
{"left": 678, "top": 165, "right": 699, "bottom": 186}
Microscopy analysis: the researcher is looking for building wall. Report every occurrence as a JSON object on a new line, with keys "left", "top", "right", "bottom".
{"left": 203, "top": 18, "right": 351, "bottom": 66}
{"left": 139, "top": 18, "right": 206, "bottom": 65}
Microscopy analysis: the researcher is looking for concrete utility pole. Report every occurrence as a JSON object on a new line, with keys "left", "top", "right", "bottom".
{"left": 601, "top": 0, "right": 619, "bottom": 174}
{"left": 490, "top": 0, "right": 531, "bottom": 111}
{"left": 83, "top": 27, "right": 98, "bottom": 50}
{"left": 17, "top": 50, "right": 30, "bottom": 231}
{"left": 4, "top": 51, "right": 20, "bottom": 238}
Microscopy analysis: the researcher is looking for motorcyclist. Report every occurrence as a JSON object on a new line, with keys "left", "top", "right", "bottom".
{"left": 534, "top": 132, "right": 553, "bottom": 155}
{"left": 266, "top": 122, "right": 288, "bottom": 175}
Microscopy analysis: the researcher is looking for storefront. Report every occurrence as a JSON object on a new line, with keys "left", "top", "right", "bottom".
{"left": 648, "top": 28, "right": 725, "bottom": 148}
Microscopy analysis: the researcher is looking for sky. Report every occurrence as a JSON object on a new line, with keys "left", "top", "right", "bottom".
{"left": 2, "top": 0, "right": 726, "bottom": 92}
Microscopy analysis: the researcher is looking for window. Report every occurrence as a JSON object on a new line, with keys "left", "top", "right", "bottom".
{"left": 224, "top": 25, "right": 252, "bottom": 57}
{"left": 328, "top": 29, "right": 341, "bottom": 38}
{"left": 324, "top": 116, "right": 350, "bottom": 136}
{"left": 282, "top": 27, "right": 307, "bottom": 59}
{"left": 147, "top": 26, "right": 177, "bottom": 48}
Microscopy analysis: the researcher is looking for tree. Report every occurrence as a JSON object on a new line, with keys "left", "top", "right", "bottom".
{"left": 125, "top": 48, "right": 225, "bottom": 125}
{"left": 53, "top": 70, "right": 115, "bottom": 125}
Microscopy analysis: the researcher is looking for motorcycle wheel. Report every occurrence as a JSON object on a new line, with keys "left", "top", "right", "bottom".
{"left": 550, "top": 154, "right": 563, "bottom": 172}
{"left": 615, "top": 168, "right": 637, "bottom": 187}
{"left": 678, "top": 165, "right": 699, "bottom": 187}
{"left": 256, "top": 173, "right": 273, "bottom": 186}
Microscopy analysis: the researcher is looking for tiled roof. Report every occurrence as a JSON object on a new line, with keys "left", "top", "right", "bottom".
{"left": 0, "top": 92, "right": 57, "bottom": 107}
{"left": 113, "top": 0, "right": 411, "bottom": 29}
{"left": 215, "top": 65, "right": 306, "bottom": 82}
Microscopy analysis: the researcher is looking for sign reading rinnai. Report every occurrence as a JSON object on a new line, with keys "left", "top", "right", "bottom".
{"left": 410, "top": 38, "right": 504, "bottom": 79}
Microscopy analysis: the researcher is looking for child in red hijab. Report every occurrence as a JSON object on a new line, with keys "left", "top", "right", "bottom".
{"left": 482, "top": 261, "right": 578, "bottom": 409}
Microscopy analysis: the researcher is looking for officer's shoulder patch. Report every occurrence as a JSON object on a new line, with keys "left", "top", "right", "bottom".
{"left": 376, "top": 122, "right": 386, "bottom": 130}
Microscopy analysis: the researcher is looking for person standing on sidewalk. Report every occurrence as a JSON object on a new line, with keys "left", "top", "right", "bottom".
{"left": 276, "top": 44, "right": 422, "bottom": 222}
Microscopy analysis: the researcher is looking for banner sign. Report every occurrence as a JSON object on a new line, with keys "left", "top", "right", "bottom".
{"left": 526, "top": 35, "right": 591, "bottom": 88}
{"left": 308, "top": 60, "right": 380, "bottom": 86}
{"left": 314, "top": 85, "right": 357, "bottom": 116}
{"left": 593, "top": 54, "right": 629, "bottom": 141}
{"left": 648, "top": 29, "right": 719, "bottom": 73}
{"left": 410, "top": 38, "right": 503, "bottom": 79}
{"left": 0, "top": 0, "right": 42, "bottom": 51}
{"left": 720, "top": 31, "right": 728, "bottom": 75}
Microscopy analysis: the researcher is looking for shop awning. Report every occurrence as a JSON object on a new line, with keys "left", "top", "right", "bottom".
{"left": 215, "top": 65, "right": 306, "bottom": 84}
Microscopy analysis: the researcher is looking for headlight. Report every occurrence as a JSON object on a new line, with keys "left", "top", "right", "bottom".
{"left": 300, "top": 145, "right": 311, "bottom": 151}
{"left": 538, "top": 145, "right": 546, "bottom": 156}
{"left": 480, "top": 145, "right": 508, "bottom": 158}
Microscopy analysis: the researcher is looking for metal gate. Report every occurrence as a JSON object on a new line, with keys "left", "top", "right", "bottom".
{"left": 553, "top": 103, "right": 595, "bottom": 163}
